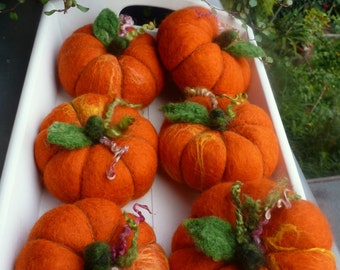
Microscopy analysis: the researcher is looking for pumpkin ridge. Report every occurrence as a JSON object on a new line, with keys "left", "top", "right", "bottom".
{"left": 180, "top": 128, "right": 216, "bottom": 189}
{"left": 33, "top": 238, "right": 84, "bottom": 258}
{"left": 73, "top": 203, "right": 97, "bottom": 243}
{"left": 118, "top": 136, "right": 158, "bottom": 199}
{"left": 123, "top": 40, "right": 164, "bottom": 95}
{"left": 75, "top": 54, "right": 123, "bottom": 98}
{"left": 134, "top": 57, "right": 160, "bottom": 95}
{"left": 118, "top": 134, "right": 158, "bottom": 152}
{"left": 212, "top": 50, "right": 226, "bottom": 93}
{"left": 221, "top": 130, "right": 264, "bottom": 182}
{"left": 229, "top": 124, "right": 279, "bottom": 177}
{"left": 118, "top": 54, "right": 157, "bottom": 106}
{"left": 171, "top": 41, "right": 218, "bottom": 72}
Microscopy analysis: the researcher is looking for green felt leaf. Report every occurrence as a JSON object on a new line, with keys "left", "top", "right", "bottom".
{"left": 160, "top": 102, "right": 210, "bottom": 125}
{"left": 183, "top": 216, "right": 237, "bottom": 262}
{"left": 93, "top": 8, "right": 120, "bottom": 46}
{"left": 225, "top": 41, "right": 266, "bottom": 58}
{"left": 47, "top": 122, "right": 93, "bottom": 150}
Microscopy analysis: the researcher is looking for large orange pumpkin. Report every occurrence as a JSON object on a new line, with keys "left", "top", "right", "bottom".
{"left": 58, "top": 8, "right": 164, "bottom": 108}
{"left": 157, "top": 6, "right": 261, "bottom": 96}
{"left": 15, "top": 198, "right": 170, "bottom": 270}
{"left": 169, "top": 179, "right": 336, "bottom": 269}
{"left": 34, "top": 93, "right": 158, "bottom": 207}
{"left": 158, "top": 89, "right": 279, "bottom": 190}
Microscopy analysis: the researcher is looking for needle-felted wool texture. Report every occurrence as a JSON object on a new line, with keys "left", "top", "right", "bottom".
{"left": 159, "top": 93, "right": 279, "bottom": 190}
{"left": 34, "top": 93, "right": 158, "bottom": 207}
{"left": 169, "top": 180, "right": 336, "bottom": 270}
{"left": 190, "top": 178, "right": 277, "bottom": 226}
{"left": 15, "top": 198, "right": 169, "bottom": 270}
{"left": 261, "top": 199, "right": 336, "bottom": 269}
{"left": 157, "top": 6, "right": 252, "bottom": 96}
{"left": 58, "top": 8, "right": 164, "bottom": 108}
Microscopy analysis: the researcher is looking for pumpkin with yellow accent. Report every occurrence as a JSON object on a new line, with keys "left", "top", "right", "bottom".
{"left": 170, "top": 179, "right": 336, "bottom": 269}
{"left": 159, "top": 89, "right": 279, "bottom": 190}
{"left": 34, "top": 93, "right": 158, "bottom": 207}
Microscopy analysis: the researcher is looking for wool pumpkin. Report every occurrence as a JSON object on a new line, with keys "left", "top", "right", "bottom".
{"left": 158, "top": 89, "right": 279, "bottom": 190}
{"left": 169, "top": 180, "right": 336, "bottom": 270}
{"left": 15, "top": 198, "right": 170, "bottom": 270}
{"left": 34, "top": 93, "right": 158, "bottom": 207}
{"left": 58, "top": 8, "right": 164, "bottom": 108}
{"left": 157, "top": 6, "right": 264, "bottom": 96}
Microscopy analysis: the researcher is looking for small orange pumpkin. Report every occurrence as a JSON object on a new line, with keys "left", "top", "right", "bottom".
{"left": 34, "top": 93, "right": 158, "bottom": 207}
{"left": 157, "top": 6, "right": 263, "bottom": 96}
{"left": 158, "top": 89, "right": 279, "bottom": 190}
{"left": 170, "top": 179, "right": 336, "bottom": 269}
{"left": 58, "top": 8, "right": 164, "bottom": 107}
{"left": 15, "top": 198, "right": 170, "bottom": 270}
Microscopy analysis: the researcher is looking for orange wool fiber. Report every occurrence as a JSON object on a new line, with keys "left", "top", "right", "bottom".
{"left": 124, "top": 243, "right": 170, "bottom": 270}
{"left": 118, "top": 54, "right": 157, "bottom": 106}
{"left": 15, "top": 198, "right": 168, "bottom": 270}
{"left": 157, "top": 6, "right": 219, "bottom": 71}
{"left": 157, "top": 6, "right": 251, "bottom": 96}
{"left": 265, "top": 249, "right": 336, "bottom": 270}
{"left": 171, "top": 43, "right": 224, "bottom": 91}
{"left": 58, "top": 32, "right": 107, "bottom": 94}
{"left": 170, "top": 248, "right": 226, "bottom": 270}
{"left": 123, "top": 33, "right": 165, "bottom": 95}
{"left": 261, "top": 199, "right": 334, "bottom": 252}
{"left": 74, "top": 54, "right": 123, "bottom": 98}
{"left": 211, "top": 52, "right": 249, "bottom": 96}
{"left": 158, "top": 121, "right": 208, "bottom": 184}
{"left": 158, "top": 96, "right": 279, "bottom": 191}
{"left": 58, "top": 24, "right": 164, "bottom": 108}
{"left": 34, "top": 93, "right": 158, "bottom": 207}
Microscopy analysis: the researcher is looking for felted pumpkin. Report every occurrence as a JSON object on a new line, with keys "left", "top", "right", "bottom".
{"left": 34, "top": 93, "right": 158, "bottom": 207}
{"left": 15, "top": 198, "right": 170, "bottom": 270}
{"left": 158, "top": 88, "right": 279, "bottom": 190}
{"left": 58, "top": 8, "right": 164, "bottom": 107}
{"left": 157, "top": 6, "right": 265, "bottom": 96}
{"left": 169, "top": 180, "right": 336, "bottom": 270}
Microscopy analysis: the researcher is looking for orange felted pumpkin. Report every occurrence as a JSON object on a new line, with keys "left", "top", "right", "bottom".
{"left": 157, "top": 6, "right": 264, "bottom": 96}
{"left": 58, "top": 8, "right": 164, "bottom": 107}
{"left": 15, "top": 198, "right": 170, "bottom": 270}
{"left": 158, "top": 89, "right": 279, "bottom": 190}
{"left": 34, "top": 93, "right": 158, "bottom": 207}
{"left": 169, "top": 180, "right": 336, "bottom": 270}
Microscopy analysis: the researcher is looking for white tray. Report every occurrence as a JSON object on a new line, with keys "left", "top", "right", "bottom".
{"left": 0, "top": 0, "right": 338, "bottom": 269}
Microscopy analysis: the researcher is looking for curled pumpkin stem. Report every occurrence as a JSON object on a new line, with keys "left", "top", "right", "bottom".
{"left": 185, "top": 87, "right": 218, "bottom": 108}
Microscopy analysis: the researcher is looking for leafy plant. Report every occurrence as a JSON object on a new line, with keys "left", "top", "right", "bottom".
{"left": 267, "top": 37, "right": 340, "bottom": 178}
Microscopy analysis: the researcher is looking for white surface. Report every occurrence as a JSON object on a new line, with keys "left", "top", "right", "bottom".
{"left": 0, "top": 0, "right": 337, "bottom": 269}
